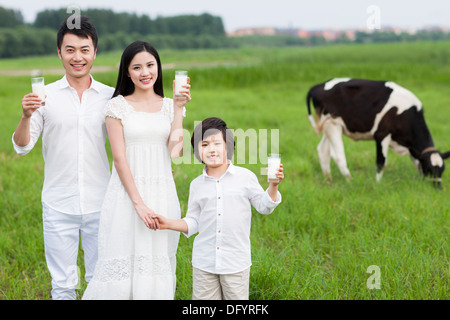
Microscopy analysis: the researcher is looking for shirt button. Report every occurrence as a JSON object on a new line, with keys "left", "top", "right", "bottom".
{"left": 217, "top": 180, "right": 219, "bottom": 183}
{"left": 218, "top": 196, "right": 221, "bottom": 199}
{"left": 218, "top": 230, "right": 221, "bottom": 233}
{"left": 217, "top": 247, "right": 220, "bottom": 250}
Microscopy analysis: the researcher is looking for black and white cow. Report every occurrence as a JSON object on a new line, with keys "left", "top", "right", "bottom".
{"left": 306, "top": 78, "right": 450, "bottom": 187}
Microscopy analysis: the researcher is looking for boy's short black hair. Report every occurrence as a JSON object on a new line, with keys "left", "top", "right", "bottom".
{"left": 57, "top": 16, "right": 98, "bottom": 50}
{"left": 191, "top": 117, "right": 235, "bottom": 163}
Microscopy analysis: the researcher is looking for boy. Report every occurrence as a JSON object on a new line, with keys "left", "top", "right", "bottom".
{"left": 12, "top": 17, "right": 114, "bottom": 299}
{"left": 153, "top": 117, "right": 283, "bottom": 299}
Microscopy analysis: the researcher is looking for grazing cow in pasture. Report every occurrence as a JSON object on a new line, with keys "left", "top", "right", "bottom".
{"left": 306, "top": 78, "right": 450, "bottom": 188}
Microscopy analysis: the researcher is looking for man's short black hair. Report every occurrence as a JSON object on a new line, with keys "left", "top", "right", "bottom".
{"left": 57, "top": 16, "right": 98, "bottom": 50}
{"left": 191, "top": 117, "right": 235, "bottom": 163}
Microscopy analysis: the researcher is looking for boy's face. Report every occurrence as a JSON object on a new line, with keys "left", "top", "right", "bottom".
{"left": 198, "top": 132, "right": 228, "bottom": 168}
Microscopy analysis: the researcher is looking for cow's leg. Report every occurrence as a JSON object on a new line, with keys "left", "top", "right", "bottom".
{"left": 324, "top": 122, "right": 351, "bottom": 180}
{"left": 375, "top": 134, "right": 391, "bottom": 181}
{"left": 317, "top": 134, "right": 332, "bottom": 181}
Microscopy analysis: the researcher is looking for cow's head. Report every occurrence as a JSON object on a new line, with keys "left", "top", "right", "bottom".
{"left": 419, "top": 150, "right": 450, "bottom": 189}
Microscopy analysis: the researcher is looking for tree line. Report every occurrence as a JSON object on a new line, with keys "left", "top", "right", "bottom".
{"left": 33, "top": 8, "right": 225, "bottom": 36}
{"left": 0, "top": 6, "right": 229, "bottom": 58}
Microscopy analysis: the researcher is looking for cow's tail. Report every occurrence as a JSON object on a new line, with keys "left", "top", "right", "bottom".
{"left": 306, "top": 88, "right": 319, "bottom": 135}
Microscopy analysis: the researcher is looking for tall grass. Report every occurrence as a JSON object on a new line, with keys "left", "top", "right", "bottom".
{"left": 0, "top": 41, "right": 448, "bottom": 300}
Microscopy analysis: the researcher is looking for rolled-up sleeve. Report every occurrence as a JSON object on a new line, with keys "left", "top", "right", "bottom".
{"left": 248, "top": 172, "right": 282, "bottom": 215}
{"left": 182, "top": 182, "right": 201, "bottom": 238}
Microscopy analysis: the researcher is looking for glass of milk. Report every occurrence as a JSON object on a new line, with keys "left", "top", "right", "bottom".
{"left": 174, "top": 71, "right": 188, "bottom": 99}
{"left": 31, "top": 77, "right": 45, "bottom": 103}
{"left": 267, "top": 153, "right": 281, "bottom": 182}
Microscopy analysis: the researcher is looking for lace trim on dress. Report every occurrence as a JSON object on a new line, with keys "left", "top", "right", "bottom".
{"left": 93, "top": 255, "right": 173, "bottom": 282}
{"left": 133, "top": 175, "right": 173, "bottom": 186}
{"left": 104, "top": 96, "right": 133, "bottom": 120}
{"left": 104, "top": 96, "right": 185, "bottom": 123}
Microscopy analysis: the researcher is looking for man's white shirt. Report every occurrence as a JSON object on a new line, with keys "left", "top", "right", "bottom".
{"left": 12, "top": 75, "right": 114, "bottom": 215}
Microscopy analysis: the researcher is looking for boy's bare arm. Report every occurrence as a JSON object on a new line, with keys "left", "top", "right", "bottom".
{"left": 152, "top": 214, "right": 188, "bottom": 233}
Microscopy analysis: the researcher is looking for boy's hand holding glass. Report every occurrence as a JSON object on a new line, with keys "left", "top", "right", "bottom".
{"left": 267, "top": 153, "right": 284, "bottom": 184}
{"left": 266, "top": 154, "right": 283, "bottom": 202}
{"left": 269, "top": 163, "right": 284, "bottom": 185}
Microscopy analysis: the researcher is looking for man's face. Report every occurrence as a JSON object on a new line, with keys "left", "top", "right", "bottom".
{"left": 58, "top": 33, "right": 96, "bottom": 81}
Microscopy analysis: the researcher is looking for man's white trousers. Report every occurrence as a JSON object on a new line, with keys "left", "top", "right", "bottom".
{"left": 42, "top": 203, "right": 99, "bottom": 300}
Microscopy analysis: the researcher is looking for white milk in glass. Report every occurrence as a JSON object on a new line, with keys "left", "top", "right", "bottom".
{"left": 267, "top": 153, "right": 281, "bottom": 182}
{"left": 174, "top": 71, "right": 188, "bottom": 98}
{"left": 31, "top": 77, "right": 45, "bottom": 101}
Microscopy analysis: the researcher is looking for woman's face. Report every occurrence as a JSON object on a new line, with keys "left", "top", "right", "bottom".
{"left": 127, "top": 51, "right": 159, "bottom": 92}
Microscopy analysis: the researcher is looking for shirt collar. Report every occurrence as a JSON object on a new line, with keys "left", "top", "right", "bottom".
{"left": 202, "top": 160, "right": 235, "bottom": 180}
{"left": 59, "top": 74, "right": 101, "bottom": 92}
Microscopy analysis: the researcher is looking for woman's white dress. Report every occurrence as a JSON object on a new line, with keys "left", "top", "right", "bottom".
{"left": 83, "top": 95, "right": 183, "bottom": 300}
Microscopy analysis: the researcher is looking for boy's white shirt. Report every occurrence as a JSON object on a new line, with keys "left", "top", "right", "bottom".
{"left": 183, "top": 162, "right": 282, "bottom": 274}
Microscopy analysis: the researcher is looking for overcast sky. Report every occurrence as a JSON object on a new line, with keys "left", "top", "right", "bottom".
{"left": 3, "top": 0, "right": 450, "bottom": 32}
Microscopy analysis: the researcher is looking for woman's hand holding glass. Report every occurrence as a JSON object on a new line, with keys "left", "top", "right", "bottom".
{"left": 173, "top": 76, "right": 191, "bottom": 109}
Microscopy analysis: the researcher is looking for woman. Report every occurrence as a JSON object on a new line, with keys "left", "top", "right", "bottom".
{"left": 83, "top": 41, "right": 190, "bottom": 299}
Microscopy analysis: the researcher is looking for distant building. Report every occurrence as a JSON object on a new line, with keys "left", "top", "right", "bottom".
{"left": 227, "top": 27, "right": 276, "bottom": 37}
{"left": 297, "top": 29, "right": 311, "bottom": 39}
{"left": 227, "top": 25, "right": 448, "bottom": 40}
{"left": 228, "top": 26, "right": 360, "bottom": 41}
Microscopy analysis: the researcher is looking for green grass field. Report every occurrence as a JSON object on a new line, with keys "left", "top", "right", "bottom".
{"left": 0, "top": 41, "right": 448, "bottom": 300}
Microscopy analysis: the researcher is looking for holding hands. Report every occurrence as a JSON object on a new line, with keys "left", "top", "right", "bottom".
{"left": 134, "top": 203, "right": 160, "bottom": 230}
{"left": 151, "top": 213, "right": 188, "bottom": 233}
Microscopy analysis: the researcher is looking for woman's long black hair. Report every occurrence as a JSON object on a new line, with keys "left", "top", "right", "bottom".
{"left": 112, "top": 41, "right": 164, "bottom": 98}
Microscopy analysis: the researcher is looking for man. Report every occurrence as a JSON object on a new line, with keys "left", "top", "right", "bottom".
{"left": 12, "top": 16, "right": 114, "bottom": 300}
